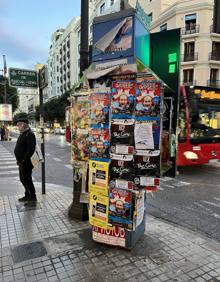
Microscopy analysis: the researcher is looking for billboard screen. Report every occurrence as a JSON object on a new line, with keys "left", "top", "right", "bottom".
{"left": 92, "top": 11, "right": 134, "bottom": 62}
{"left": 134, "top": 17, "right": 150, "bottom": 67}
{"left": 0, "top": 104, "right": 13, "bottom": 121}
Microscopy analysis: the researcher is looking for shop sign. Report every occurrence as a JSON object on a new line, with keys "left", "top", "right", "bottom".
{"left": 194, "top": 89, "right": 220, "bottom": 100}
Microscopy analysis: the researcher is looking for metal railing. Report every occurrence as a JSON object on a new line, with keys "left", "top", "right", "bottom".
{"left": 207, "top": 80, "right": 220, "bottom": 88}
{"left": 181, "top": 24, "right": 200, "bottom": 35}
{"left": 209, "top": 52, "right": 220, "bottom": 61}
{"left": 181, "top": 53, "right": 198, "bottom": 62}
{"left": 181, "top": 80, "right": 196, "bottom": 86}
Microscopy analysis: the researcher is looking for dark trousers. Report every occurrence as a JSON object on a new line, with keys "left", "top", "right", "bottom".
{"left": 19, "top": 160, "right": 36, "bottom": 197}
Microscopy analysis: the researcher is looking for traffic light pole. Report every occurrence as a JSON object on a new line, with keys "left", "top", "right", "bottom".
{"left": 39, "top": 86, "right": 46, "bottom": 194}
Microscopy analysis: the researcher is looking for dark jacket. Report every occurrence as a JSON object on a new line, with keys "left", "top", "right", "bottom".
{"left": 14, "top": 128, "right": 36, "bottom": 163}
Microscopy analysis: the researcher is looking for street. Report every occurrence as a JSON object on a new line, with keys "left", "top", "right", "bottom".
{"left": 1, "top": 134, "right": 220, "bottom": 241}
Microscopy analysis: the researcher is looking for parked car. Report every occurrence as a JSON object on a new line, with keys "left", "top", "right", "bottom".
{"left": 54, "top": 128, "right": 61, "bottom": 135}
{"left": 59, "top": 127, "right": 66, "bottom": 135}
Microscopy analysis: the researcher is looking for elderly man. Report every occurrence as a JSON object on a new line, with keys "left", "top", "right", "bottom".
{"left": 14, "top": 117, "right": 37, "bottom": 202}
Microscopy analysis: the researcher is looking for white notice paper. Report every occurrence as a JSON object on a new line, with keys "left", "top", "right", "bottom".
{"left": 135, "top": 122, "right": 154, "bottom": 150}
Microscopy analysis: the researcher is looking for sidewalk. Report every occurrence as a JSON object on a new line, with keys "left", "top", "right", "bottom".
{"left": 1, "top": 180, "right": 220, "bottom": 282}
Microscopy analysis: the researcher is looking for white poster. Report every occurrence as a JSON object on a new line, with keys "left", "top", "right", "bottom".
{"left": 134, "top": 122, "right": 154, "bottom": 149}
{"left": 0, "top": 104, "right": 12, "bottom": 121}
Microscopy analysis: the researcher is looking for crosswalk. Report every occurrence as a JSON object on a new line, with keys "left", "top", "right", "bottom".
{"left": 0, "top": 144, "right": 19, "bottom": 180}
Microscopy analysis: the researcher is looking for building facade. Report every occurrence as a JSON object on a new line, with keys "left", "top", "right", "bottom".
{"left": 143, "top": 0, "right": 219, "bottom": 88}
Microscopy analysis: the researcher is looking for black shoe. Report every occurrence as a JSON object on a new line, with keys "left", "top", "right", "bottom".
{"left": 18, "top": 196, "right": 30, "bottom": 202}
{"left": 28, "top": 196, "right": 37, "bottom": 202}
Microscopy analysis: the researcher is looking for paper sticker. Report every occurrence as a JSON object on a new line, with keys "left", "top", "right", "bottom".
{"left": 134, "top": 122, "right": 154, "bottom": 150}
{"left": 111, "top": 119, "right": 134, "bottom": 145}
{"left": 111, "top": 81, "right": 135, "bottom": 117}
{"left": 135, "top": 81, "right": 161, "bottom": 117}
{"left": 89, "top": 128, "right": 110, "bottom": 159}
{"left": 108, "top": 187, "right": 132, "bottom": 227}
{"left": 90, "top": 93, "right": 110, "bottom": 127}
{"left": 89, "top": 192, "right": 109, "bottom": 228}
{"left": 92, "top": 226, "right": 126, "bottom": 247}
{"left": 89, "top": 160, "right": 109, "bottom": 194}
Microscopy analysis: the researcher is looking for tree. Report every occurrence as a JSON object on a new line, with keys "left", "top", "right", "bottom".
{"left": 0, "top": 77, "right": 19, "bottom": 112}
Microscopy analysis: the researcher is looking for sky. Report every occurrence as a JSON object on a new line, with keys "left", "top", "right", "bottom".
{"left": 0, "top": 0, "right": 81, "bottom": 71}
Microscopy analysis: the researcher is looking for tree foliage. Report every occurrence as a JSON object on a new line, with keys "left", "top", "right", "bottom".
{"left": 0, "top": 77, "right": 19, "bottom": 112}
{"left": 34, "top": 90, "right": 70, "bottom": 124}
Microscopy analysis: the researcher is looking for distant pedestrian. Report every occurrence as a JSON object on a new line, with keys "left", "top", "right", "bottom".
{"left": 0, "top": 125, "right": 5, "bottom": 141}
{"left": 14, "top": 117, "right": 37, "bottom": 202}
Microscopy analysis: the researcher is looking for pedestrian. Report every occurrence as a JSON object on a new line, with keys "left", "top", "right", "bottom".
{"left": 0, "top": 125, "right": 5, "bottom": 141}
{"left": 14, "top": 117, "right": 37, "bottom": 202}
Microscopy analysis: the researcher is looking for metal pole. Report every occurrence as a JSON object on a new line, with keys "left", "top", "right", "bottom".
{"left": 80, "top": 0, "right": 89, "bottom": 77}
{"left": 39, "top": 86, "right": 46, "bottom": 194}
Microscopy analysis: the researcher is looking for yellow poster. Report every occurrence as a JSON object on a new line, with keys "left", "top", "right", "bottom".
{"left": 89, "top": 191, "right": 109, "bottom": 229}
{"left": 89, "top": 160, "right": 109, "bottom": 195}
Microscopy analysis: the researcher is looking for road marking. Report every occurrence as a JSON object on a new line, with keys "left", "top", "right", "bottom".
{"left": 65, "top": 164, "right": 72, "bottom": 170}
{"left": 214, "top": 197, "right": 220, "bottom": 202}
{"left": 194, "top": 202, "right": 212, "bottom": 211}
{"left": 202, "top": 200, "right": 220, "bottom": 208}
{"left": 0, "top": 158, "right": 16, "bottom": 161}
{"left": 161, "top": 183, "right": 175, "bottom": 189}
{"left": 0, "top": 170, "right": 19, "bottom": 175}
{"left": 53, "top": 157, "right": 62, "bottom": 162}
{"left": 0, "top": 161, "right": 17, "bottom": 165}
{"left": 212, "top": 213, "right": 220, "bottom": 219}
{"left": 0, "top": 165, "right": 18, "bottom": 169}
{"left": 45, "top": 153, "right": 51, "bottom": 156}
{"left": 157, "top": 187, "right": 164, "bottom": 191}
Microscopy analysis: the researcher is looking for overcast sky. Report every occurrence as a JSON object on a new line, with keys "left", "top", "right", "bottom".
{"left": 0, "top": 0, "right": 81, "bottom": 71}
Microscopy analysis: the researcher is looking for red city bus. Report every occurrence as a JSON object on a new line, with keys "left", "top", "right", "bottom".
{"left": 177, "top": 85, "right": 220, "bottom": 166}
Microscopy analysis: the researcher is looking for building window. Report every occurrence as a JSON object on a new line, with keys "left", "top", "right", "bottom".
{"left": 210, "top": 68, "right": 218, "bottom": 81}
{"left": 100, "top": 3, "right": 105, "bottom": 14}
{"left": 57, "top": 76, "right": 59, "bottom": 82}
{"left": 78, "top": 44, "right": 81, "bottom": 52}
{"left": 78, "top": 30, "right": 81, "bottom": 39}
{"left": 184, "top": 42, "right": 195, "bottom": 61}
{"left": 110, "top": 0, "right": 114, "bottom": 5}
{"left": 148, "top": 13, "right": 152, "bottom": 22}
{"left": 90, "top": 25, "right": 93, "bottom": 34}
{"left": 160, "top": 23, "right": 167, "bottom": 32}
{"left": 185, "top": 13, "right": 196, "bottom": 30}
{"left": 56, "top": 55, "right": 59, "bottom": 61}
{"left": 183, "top": 69, "right": 194, "bottom": 83}
{"left": 57, "top": 87, "right": 59, "bottom": 93}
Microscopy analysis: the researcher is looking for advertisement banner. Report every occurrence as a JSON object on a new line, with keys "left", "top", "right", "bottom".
{"left": 89, "top": 191, "right": 109, "bottom": 228}
{"left": 92, "top": 225, "right": 126, "bottom": 247}
{"left": 89, "top": 160, "right": 109, "bottom": 195}
{"left": 0, "top": 104, "right": 12, "bottom": 121}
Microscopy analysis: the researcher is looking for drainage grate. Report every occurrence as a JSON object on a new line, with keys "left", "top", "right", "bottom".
{"left": 12, "top": 241, "right": 47, "bottom": 263}
{"left": 16, "top": 202, "right": 41, "bottom": 212}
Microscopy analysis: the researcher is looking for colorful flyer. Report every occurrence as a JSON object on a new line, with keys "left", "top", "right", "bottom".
{"left": 92, "top": 226, "right": 126, "bottom": 247}
{"left": 108, "top": 187, "right": 132, "bottom": 227}
{"left": 111, "top": 81, "right": 135, "bottom": 118}
{"left": 90, "top": 92, "right": 110, "bottom": 127}
{"left": 111, "top": 119, "right": 134, "bottom": 145}
{"left": 71, "top": 129, "right": 89, "bottom": 161}
{"left": 110, "top": 154, "right": 134, "bottom": 181}
{"left": 89, "top": 160, "right": 109, "bottom": 194}
{"left": 89, "top": 128, "right": 110, "bottom": 159}
{"left": 135, "top": 81, "right": 161, "bottom": 117}
{"left": 89, "top": 191, "right": 109, "bottom": 228}
{"left": 70, "top": 96, "right": 89, "bottom": 130}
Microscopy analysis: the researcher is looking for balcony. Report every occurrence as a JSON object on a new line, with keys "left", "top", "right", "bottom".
{"left": 67, "top": 51, "right": 70, "bottom": 58}
{"left": 67, "top": 61, "right": 70, "bottom": 69}
{"left": 59, "top": 49, "right": 62, "bottom": 55}
{"left": 67, "top": 40, "right": 70, "bottom": 48}
{"left": 182, "top": 53, "right": 198, "bottom": 62}
{"left": 67, "top": 71, "right": 70, "bottom": 78}
{"left": 209, "top": 52, "right": 220, "bottom": 61}
{"left": 182, "top": 24, "right": 199, "bottom": 35}
{"left": 60, "top": 58, "right": 62, "bottom": 64}
{"left": 63, "top": 75, "right": 66, "bottom": 81}
{"left": 207, "top": 80, "right": 220, "bottom": 88}
{"left": 60, "top": 68, "right": 63, "bottom": 74}
{"left": 182, "top": 80, "right": 196, "bottom": 86}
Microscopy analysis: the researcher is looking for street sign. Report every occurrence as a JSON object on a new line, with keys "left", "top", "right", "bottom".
{"left": 9, "top": 68, "right": 38, "bottom": 88}
{"left": 39, "top": 66, "right": 48, "bottom": 89}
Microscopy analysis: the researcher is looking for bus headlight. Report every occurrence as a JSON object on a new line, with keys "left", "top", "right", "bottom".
{"left": 184, "top": 151, "right": 198, "bottom": 160}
